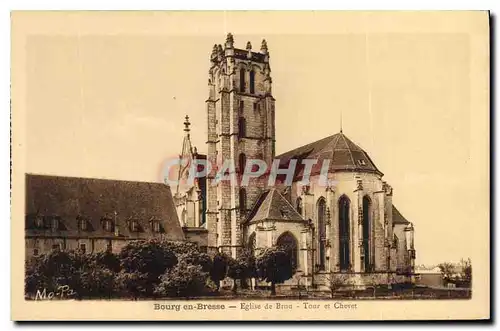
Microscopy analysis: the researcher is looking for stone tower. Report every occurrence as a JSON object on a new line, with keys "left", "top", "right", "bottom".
{"left": 205, "top": 33, "right": 276, "bottom": 257}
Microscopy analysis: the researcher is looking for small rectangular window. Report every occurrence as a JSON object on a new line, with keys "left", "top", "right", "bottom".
{"left": 80, "top": 243, "right": 86, "bottom": 254}
{"left": 153, "top": 221, "right": 161, "bottom": 233}
{"left": 253, "top": 103, "right": 258, "bottom": 112}
{"left": 239, "top": 100, "right": 244, "bottom": 111}
{"left": 33, "top": 248, "right": 39, "bottom": 256}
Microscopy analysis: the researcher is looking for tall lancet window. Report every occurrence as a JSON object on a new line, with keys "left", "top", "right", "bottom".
{"left": 239, "top": 68, "right": 246, "bottom": 92}
{"left": 249, "top": 70, "right": 255, "bottom": 94}
{"left": 362, "top": 196, "right": 372, "bottom": 271}
{"left": 239, "top": 188, "right": 247, "bottom": 213}
{"left": 238, "top": 117, "right": 246, "bottom": 138}
{"left": 317, "top": 198, "right": 327, "bottom": 271}
{"left": 238, "top": 153, "right": 247, "bottom": 175}
{"left": 338, "top": 195, "right": 351, "bottom": 272}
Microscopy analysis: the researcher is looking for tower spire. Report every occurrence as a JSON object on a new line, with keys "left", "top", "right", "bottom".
{"left": 183, "top": 115, "right": 191, "bottom": 137}
{"left": 340, "top": 109, "right": 343, "bottom": 133}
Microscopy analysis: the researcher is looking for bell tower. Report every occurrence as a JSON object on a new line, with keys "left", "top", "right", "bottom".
{"left": 205, "top": 33, "right": 276, "bottom": 257}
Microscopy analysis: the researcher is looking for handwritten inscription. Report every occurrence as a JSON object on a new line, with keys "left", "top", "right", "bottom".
{"left": 35, "top": 285, "right": 77, "bottom": 300}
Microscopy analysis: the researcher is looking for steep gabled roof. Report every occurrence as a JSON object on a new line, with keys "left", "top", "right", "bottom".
{"left": 245, "top": 189, "right": 305, "bottom": 224}
{"left": 276, "top": 132, "right": 383, "bottom": 180}
{"left": 25, "top": 174, "right": 185, "bottom": 241}
{"left": 392, "top": 205, "right": 410, "bottom": 225}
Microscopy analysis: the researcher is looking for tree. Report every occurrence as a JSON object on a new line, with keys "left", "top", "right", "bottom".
{"left": 92, "top": 251, "right": 121, "bottom": 273}
{"left": 25, "top": 249, "right": 85, "bottom": 297}
{"left": 438, "top": 262, "right": 456, "bottom": 284}
{"left": 78, "top": 265, "right": 116, "bottom": 299}
{"left": 256, "top": 247, "right": 294, "bottom": 295}
{"left": 114, "top": 271, "right": 150, "bottom": 300}
{"left": 227, "top": 257, "right": 246, "bottom": 294}
{"left": 325, "top": 273, "right": 349, "bottom": 298}
{"left": 179, "top": 251, "right": 212, "bottom": 273}
{"left": 154, "top": 261, "right": 208, "bottom": 298}
{"left": 210, "top": 252, "right": 229, "bottom": 291}
{"left": 459, "top": 258, "right": 472, "bottom": 287}
{"left": 238, "top": 249, "right": 257, "bottom": 289}
{"left": 118, "top": 239, "right": 178, "bottom": 297}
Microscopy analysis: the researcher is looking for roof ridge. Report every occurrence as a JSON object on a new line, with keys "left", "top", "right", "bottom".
{"left": 244, "top": 189, "right": 271, "bottom": 223}
{"left": 328, "top": 133, "right": 342, "bottom": 170}
{"left": 26, "top": 173, "right": 168, "bottom": 186}
{"left": 263, "top": 189, "right": 277, "bottom": 220}
{"left": 340, "top": 133, "right": 357, "bottom": 167}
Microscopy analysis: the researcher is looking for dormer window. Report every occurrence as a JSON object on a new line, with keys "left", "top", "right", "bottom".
{"left": 130, "top": 220, "right": 139, "bottom": 232}
{"left": 79, "top": 218, "right": 87, "bottom": 231}
{"left": 153, "top": 221, "right": 161, "bottom": 233}
{"left": 358, "top": 159, "right": 367, "bottom": 166}
{"left": 34, "top": 216, "right": 44, "bottom": 228}
{"left": 51, "top": 218, "right": 59, "bottom": 231}
{"left": 103, "top": 219, "right": 113, "bottom": 232}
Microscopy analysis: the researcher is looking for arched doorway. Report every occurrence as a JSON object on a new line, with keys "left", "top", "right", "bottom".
{"left": 276, "top": 232, "right": 298, "bottom": 271}
{"left": 362, "top": 196, "right": 372, "bottom": 271}
{"left": 338, "top": 195, "right": 350, "bottom": 272}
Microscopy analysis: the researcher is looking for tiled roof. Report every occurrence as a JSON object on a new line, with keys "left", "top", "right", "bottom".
{"left": 392, "top": 205, "right": 410, "bottom": 225}
{"left": 276, "top": 132, "right": 383, "bottom": 179}
{"left": 25, "top": 174, "right": 185, "bottom": 241}
{"left": 245, "top": 189, "right": 305, "bottom": 224}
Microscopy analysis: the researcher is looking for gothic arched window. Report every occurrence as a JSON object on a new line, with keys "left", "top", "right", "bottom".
{"left": 239, "top": 188, "right": 247, "bottom": 213}
{"left": 277, "top": 232, "right": 298, "bottom": 271}
{"left": 317, "top": 198, "right": 327, "bottom": 271}
{"left": 249, "top": 70, "right": 255, "bottom": 94}
{"left": 296, "top": 197, "right": 303, "bottom": 215}
{"left": 238, "top": 117, "right": 246, "bottom": 138}
{"left": 362, "top": 195, "right": 372, "bottom": 271}
{"left": 239, "top": 68, "right": 246, "bottom": 92}
{"left": 238, "top": 153, "right": 247, "bottom": 174}
{"left": 338, "top": 195, "right": 351, "bottom": 272}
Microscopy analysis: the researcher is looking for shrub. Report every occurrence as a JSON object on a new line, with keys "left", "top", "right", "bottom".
{"left": 325, "top": 273, "right": 349, "bottom": 298}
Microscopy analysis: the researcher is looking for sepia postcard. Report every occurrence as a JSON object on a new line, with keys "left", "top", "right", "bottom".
{"left": 11, "top": 11, "right": 490, "bottom": 321}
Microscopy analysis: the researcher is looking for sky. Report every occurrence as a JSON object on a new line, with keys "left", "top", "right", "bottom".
{"left": 19, "top": 12, "right": 489, "bottom": 266}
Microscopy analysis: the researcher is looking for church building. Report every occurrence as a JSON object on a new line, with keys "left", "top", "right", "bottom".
{"left": 174, "top": 33, "right": 417, "bottom": 286}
